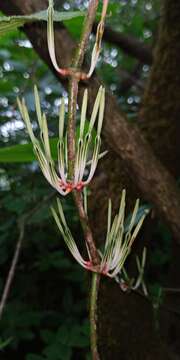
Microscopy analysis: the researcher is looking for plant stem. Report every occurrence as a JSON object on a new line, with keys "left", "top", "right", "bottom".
{"left": 73, "top": 191, "right": 100, "bottom": 266}
{"left": 67, "top": 77, "right": 78, "bottom": 178}
{"left": 66, "top": 2, "right": 101, "bottom": 359}
{"left": 74, "top": 0, "right": 99, "bottom": 68}
{"left": 67, "top": 0, "right": 99, "bottom": 178}
{"left": 90, "top": 272, "right": 101, "bottom": 360}
{"left": 67, "top": 0, "right": 100, "bottom": 265}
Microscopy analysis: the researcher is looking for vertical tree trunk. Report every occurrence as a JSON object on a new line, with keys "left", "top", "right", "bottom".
{"left": 140, "top": 0, "right": 180, "bottom": 176}
{"left": 95, "top": 1, "right": 180, "bottom": 358}
{"left": 139, "top": 1, "right": 180, "bottom": 356}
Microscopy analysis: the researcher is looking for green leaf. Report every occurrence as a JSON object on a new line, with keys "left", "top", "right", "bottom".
{"left": 0, "top": 138, "right": 58, "bottom": 163}
{"left": 0, "top": 10, "right": 84, "bottom": 36}
{"left": 0, "top": 337, "right": 13, "bottom": 350}
{"left": 0, "top": 120, "right": 96, "bottom": 163}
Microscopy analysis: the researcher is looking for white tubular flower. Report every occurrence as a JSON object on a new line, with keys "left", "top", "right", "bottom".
{"left": 51, "top": 198, "right": 91, "bottom": 269}
{"left": 74, "top": 86, "right": 105, "bottom": 189}
{"left": 100, "top": 190, "right": 148, "bottom": 277}
{"left": 17, "top": 86, "right": 105, "bottom": 195}
{"left": 116, "top": 247, "right": 148, "bottom": 296}
{"left": 47, "top": 0, "right": 68, "bottom": 76}
{"left": 47, "top": 0, "right": 58, "bottom": 72}
{"left": 87, "top": 0, "right": 109, "bottom": 78}
{"left": 132, "top": 247, "right": 148, "bottom": 295}
{"left": 51, "top": 190, "right": 148, "bottom": 275}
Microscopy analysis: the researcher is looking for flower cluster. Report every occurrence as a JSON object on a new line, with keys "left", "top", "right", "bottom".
{"left": 51, "top": 189, "right": 148, "bottom": 277}
{"left": 17, "top": 0, "right": 149, "bottom": 287}
{"left": 17, "top": 86, "right": 105, "bottom": 195}
{"left": 47, "top": 0, "right": 108, "bottom": 78}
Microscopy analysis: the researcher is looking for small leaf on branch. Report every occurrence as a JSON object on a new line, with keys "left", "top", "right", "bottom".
{"left": 0, "top": 11, "right": 84, "bottom": 36}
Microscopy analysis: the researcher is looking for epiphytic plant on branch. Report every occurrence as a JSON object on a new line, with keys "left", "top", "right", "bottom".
{"left": 17, "top": 1, "right": 148, "bottom": 359}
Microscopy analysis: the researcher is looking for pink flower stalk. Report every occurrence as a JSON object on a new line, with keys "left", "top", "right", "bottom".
{"left": 51, "top": 190, "right": 148, "bottom": 277}
{"left": 17, "top": 86, "right": 105, "bottom": 195}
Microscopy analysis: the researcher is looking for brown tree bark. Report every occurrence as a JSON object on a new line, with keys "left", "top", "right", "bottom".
{"left": 139, "top": 1, "right": 180, "bottom": 356}
{"left": 140, "top": 1, "right": 180, "bottom": 176}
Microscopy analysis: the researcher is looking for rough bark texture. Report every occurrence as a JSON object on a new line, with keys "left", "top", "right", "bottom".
{"left": 139, "top": 1, "right": 180, "bottom": 357}
{"left": 140, "top": 1, "right": 180, "bottom": 175}
{"left": 98, "top": 279, "right": 175, "bottom": 360}
{"left": 1, "top": 0, "right": 180, "bottom": 359}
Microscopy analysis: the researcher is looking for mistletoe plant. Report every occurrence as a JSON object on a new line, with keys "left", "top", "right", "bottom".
{"left": 17, "top": 1, "right": 148, "bottom": 359}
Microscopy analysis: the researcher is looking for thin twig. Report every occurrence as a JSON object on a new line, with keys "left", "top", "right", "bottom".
{"left": 0, "top": 191, "right": 55, "bottom": 319}
{"left": 0, "top": 221, "right": 24, "bottom": 319}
